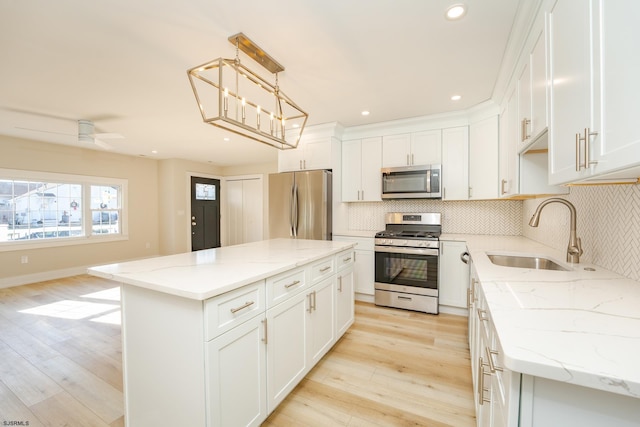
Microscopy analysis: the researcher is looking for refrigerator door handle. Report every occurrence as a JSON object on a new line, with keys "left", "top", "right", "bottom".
{"left": 292, "top": 183, "right": 299, "bottom": 237}
{"left": 289, "top": 183, "right": 295, "bottom": 237}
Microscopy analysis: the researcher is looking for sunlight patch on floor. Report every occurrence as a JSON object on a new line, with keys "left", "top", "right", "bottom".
{"left": 19, "top": 300, "right": 119, "bottom": 320}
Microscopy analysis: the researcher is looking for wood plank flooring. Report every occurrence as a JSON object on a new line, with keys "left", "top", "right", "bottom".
{"left": 0, "top": 275, "right": 474, "bottom": 427}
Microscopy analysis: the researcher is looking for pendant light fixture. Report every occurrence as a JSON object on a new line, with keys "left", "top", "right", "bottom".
{"left": 187, "top": 33, "right": 308, "bottom": 150}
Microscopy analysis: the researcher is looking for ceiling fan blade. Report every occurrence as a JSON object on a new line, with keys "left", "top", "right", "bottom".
{"left": 95, "top": 132, "right": 124, "bottom": 139}
{"left": 14, "top": 126, "right": 75, "bottom": 137}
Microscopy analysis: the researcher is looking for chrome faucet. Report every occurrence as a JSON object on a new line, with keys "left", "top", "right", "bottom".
{"left": 528, "top": 198, "right": 583, "bottom": 263}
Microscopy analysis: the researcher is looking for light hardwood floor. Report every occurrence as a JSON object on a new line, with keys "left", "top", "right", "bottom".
{"left": 0, "top": 275, "right": 474, "bottom": 427}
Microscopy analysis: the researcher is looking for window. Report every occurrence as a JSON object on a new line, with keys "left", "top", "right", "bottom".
{"left": 0, "top": 169, "right": 127, "bottom": 250}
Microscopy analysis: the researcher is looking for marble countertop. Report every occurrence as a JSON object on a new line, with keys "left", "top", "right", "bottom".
{"left": 449, "top": 234, "right": 640, "bottom": 399}
{"left": 87, "top": 239, "right": 355, "bottom": 300}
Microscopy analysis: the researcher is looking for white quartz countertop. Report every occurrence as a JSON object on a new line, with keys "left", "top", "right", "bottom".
{"left": 448, "top": 234, "right": 640, "bottom": 399}
{"left": 87, "top": 239, "right": 355, "bottom": 300}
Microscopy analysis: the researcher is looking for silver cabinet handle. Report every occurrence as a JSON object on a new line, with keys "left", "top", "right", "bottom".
{"left": 406, "top": 154, "right": 410, "bottom": 165}
{"left": 284, "top": 280, "right": 301, "bottom": 289}
{"left": 230, "top": 301, "right": 255, "bottom": 314}
{"left": 262, "top": 319, "right": 267, "bottom": 344}
{"left": 342, "top": 256, "right": 352, "bottom": 263}
{"left": 411, "top": 153, "right": 415, "bottom": 165}
{"left": 521, "top": 118, "right": 531, "bottom": 142}
{"left": 338, "top": 276, "right": 343, "bottom": 292}
{"left": 477, "top": 308, "right": 488, "bottom": 322}
{"left": 486, "top": 347, "right": 503, "bottom": 373}
{"left": 478, "top": 357, "right": 491, "bottom": 405}
{"left": 312, "top": 290, "right": 316, "bottom": 311}
{"left": 501, "top": 179, "right": 507, "bottom": 195}
{"left": 320, "top": 266, "right": 331, "bottom": 273}
{"left": 584, "top": 127, "right": 598, "bottom": 168}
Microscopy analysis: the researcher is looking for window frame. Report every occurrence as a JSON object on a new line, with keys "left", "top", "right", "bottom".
{"left": 0, "top": 168, "right": 128, "bottom": 252}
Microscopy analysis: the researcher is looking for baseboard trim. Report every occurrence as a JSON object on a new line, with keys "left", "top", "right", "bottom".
{"left": 0, "top": 266, "right": 91, "bottom": 289}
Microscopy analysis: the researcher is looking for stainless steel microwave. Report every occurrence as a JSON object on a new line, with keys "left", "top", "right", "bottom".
{"left": 381, "top": 164, "right": 442, "bottom": 199}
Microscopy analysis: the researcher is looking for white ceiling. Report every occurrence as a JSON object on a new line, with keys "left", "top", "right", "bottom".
{"left": 0, "top": 0, "right": 522, "bottom": 166}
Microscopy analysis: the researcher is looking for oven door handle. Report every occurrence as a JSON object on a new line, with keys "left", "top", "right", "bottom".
{"left": 375, "top": 246, "right": 439, "bottom": 256}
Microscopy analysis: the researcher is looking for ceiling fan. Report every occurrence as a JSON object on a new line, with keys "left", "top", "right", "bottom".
{"left": 0, "top": 108, "right": 124, "bottom": 150}
{"left": 77, "top": 119, "right": 124, "bottom": 150}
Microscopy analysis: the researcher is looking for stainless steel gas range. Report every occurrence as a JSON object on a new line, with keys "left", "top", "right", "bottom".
{"left": 374, "top": 212, "right": 441, "bottom": 314}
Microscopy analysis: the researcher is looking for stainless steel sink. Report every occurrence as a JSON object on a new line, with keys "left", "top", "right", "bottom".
{"left": 487, "top": 254, "right": 569, "bottom": 271}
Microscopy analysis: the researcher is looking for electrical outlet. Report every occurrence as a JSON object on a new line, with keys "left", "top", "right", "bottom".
{"left": 21, "top": 255, "right": 28, "bottom": 264}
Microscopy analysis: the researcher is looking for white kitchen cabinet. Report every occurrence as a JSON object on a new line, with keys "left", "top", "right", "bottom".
{"left": 469, "top": 116, "right": 499, "bottom": 200}
{"left": 306, "top": 276, "right": 336, "bottom": 367}
{"left": 336, "top": 250, "right": 355, "bottom": 336}
{"left": 499, "top": 86, "right": 519, "bottom": 198}
{"left": 225, "top": 177, "right": 263, "bottom": 246}
{"left": 438, "top": 240, "right": 469, "bottom": 311}
{"left": 548, "top": 0, "right": 640, "bottom": 185}
{"left": 332, "top": 236, "right": 375, "bottom": 298}
{"left": 265, "top": 289, "right": 308, "bottom": 411}
{"left": 382, "top": 130, "right": 441, "bottom": 168}
{"left": 206, "top": 314, "right": 266, "bottom": 427}
{"left": 442, "top": 126, "right": 469, "bottom": 200}
{"left": 341, "top": 137, "right": 382, "bottom": 202}
{"left": 278, "top": 136, "right": 333, "bottom": 172}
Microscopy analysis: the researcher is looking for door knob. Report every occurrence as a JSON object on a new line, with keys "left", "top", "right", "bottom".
{"left": 192, "top": 222, "right": 197, "bottom": 226}
{"left": 191, "top": 216, "right": 196, "bottom": 220}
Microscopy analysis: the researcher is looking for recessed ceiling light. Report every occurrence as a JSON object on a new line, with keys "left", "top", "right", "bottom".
{"left": 451, "top": 94, "right": 462, "bottom": 101}
{"left": 361, "top": 110, "right": 370, "bottom": 116}
{"left": 446, "top": 4, "right": 467, "bottom": 20}
{"left": 223, "top": 137, "right": 230, "bottom": 142}
{"left": 151, "top": 150, "right": 158, "bottom": 154}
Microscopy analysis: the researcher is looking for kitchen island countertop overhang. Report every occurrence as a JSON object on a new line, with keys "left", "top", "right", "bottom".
{"left": 87, "top": 238, "right": 356, "bottom": 300}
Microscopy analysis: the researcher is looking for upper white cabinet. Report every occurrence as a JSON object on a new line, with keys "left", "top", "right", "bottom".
{"left": 548, "top": 0, "right": 640, "bottom": 184}
{"left": 441, "top": 126, "right": 469, "bottom": 200}
{"left": 499, "top": 87, "right": 519, "bottom": 198}
{"left": 278, "top": 136, "right": 334, "bottom": 172}
{"left": 469, "top": 116, "right": 499, "bottom": 200}
{"left": 382, "top": 130, "right": 441, "bottom": 168}
{"left": 518, "top": 29, "right": 548, "bottom": 151}
{"left": 341, "top": 137, "right": 382, "bottom": 202}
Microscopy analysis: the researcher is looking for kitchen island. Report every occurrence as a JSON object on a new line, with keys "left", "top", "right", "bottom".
{"left": 443, "top": 234, "right": 640, "bottom": 427}
{"left": 88, "top": 238, "right": 356, "bottom": 427}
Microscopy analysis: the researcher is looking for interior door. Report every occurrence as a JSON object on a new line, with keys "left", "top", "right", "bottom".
{"left": 191, "top": 176, "right": 220, "bottom": 251}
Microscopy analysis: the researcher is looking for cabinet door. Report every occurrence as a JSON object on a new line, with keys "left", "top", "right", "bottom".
{"left": 411, "top": 130, "right": 442, "bottom": 165}
{"left": 266, "top": 291, "right": 307, "bottom": 411}
{"left": 517, "top": 61, "right": 532, "bottom": 149}
{"left": 306, "top": 277, "right": 336, "bottom": 367}
{"left": 438, "top": 241, "right": 470, "bottom": 308}
{"left": 548, "top": 0, "right": 594, "bottom": 184}
{"left": 499, "top": 86, "right": 519, "bottom": 197}
{"left": 341, "top": 139, "right": 363, "bottom": 202}
{"left": 278, "top": 146, "right": 305, "bottom": 172}
{"left": 530, "top": 29, "right": 547, "bottom": 140}
{"left": 206, "top": 315, "right": 267, "bottom": 427}
{"left": 592, "top": 1, "right": 640, "bottom": 174}
{"left": 442, "top": 126, "right": 469, "bottom": 200}
{"left": 469, "top": 116, "right": 499, "bottom": 200}
{"left": 354, "top": 249, "right": 374, "bottom": 295}
{"left": 382, "top": 134, "right": 411, "bottom": 167}
{"left": 336, "top": 266, "right": 354, "bottom": 337}
{"left": 303, "top": 137, "right": 332, "bottom": 170}
{"left": 360, "top": 137, "right": 382, "bottom": 201}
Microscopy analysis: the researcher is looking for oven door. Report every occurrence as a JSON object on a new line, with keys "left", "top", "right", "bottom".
{"left": 374, "top": 246, "right": 438, "bottom": 295}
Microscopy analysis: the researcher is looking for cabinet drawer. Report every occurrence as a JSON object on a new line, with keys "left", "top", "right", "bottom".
{"left": 336, "top": 250, "right": 355, "bottom": 271}
{"left": 266, "top": 267, "right": 307, "bottom": 308}
{"left": 310, "top": 257, "right": 335, "bottom": 283}
{"left": 204, "top": 281, "right": 265, "bottom": 341}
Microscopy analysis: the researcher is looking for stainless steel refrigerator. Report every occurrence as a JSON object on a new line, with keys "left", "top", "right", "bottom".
{"left": 268, "top": 170, "right": 332, "bottom": 240}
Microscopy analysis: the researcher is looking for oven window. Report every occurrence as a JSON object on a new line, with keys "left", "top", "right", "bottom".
{"left": 375, "top": 251, "right": 438, "bottom": 289}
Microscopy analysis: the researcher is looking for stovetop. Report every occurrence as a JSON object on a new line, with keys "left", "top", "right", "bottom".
{"left": 374, "top": 230, "right": 439, "bottom": 240}
{"left": 374, "top": 212, "right": 442, "bottom": 248}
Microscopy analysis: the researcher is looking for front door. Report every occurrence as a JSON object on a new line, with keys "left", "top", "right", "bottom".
{"left": 191, "top": 176, "right": 220, "bottom": 251}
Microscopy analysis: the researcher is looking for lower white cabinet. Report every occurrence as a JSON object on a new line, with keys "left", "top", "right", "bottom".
{"left": 206, "top": 315, "right": 267, "bottom": 427}
{"left": 120, "top": 248, "right": 355, "bottom": 427}
{"left": 438, "top": 240, "right": 470, "bottom": 311}
{"left": 306, "top": 276, "right": 336, "bottom": 367}
{"left": 333, "top": 236, "right": 375, "bottom": 297}
{"left": 336, "top": 265, "right": 355, "bottom": 337}
{"left": 266, "top": 290, "right": 308, "bottom": 411}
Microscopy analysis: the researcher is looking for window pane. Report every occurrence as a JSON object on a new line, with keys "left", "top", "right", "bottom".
{"left": 0, "top": 180, "right": 84, "bottom": 242}
{"left": 195, "top": 183, "right": 216, "bottom": 200}
{"left": 90, "top": 185, "right": 121, "bottom": 236}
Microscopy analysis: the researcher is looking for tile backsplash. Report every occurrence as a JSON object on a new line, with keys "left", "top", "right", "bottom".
{"left": 523, "top": 184, "right": 640, "bottom": 282}
{"left": 347, "top": 199, "right": 523, "bottom": 235}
